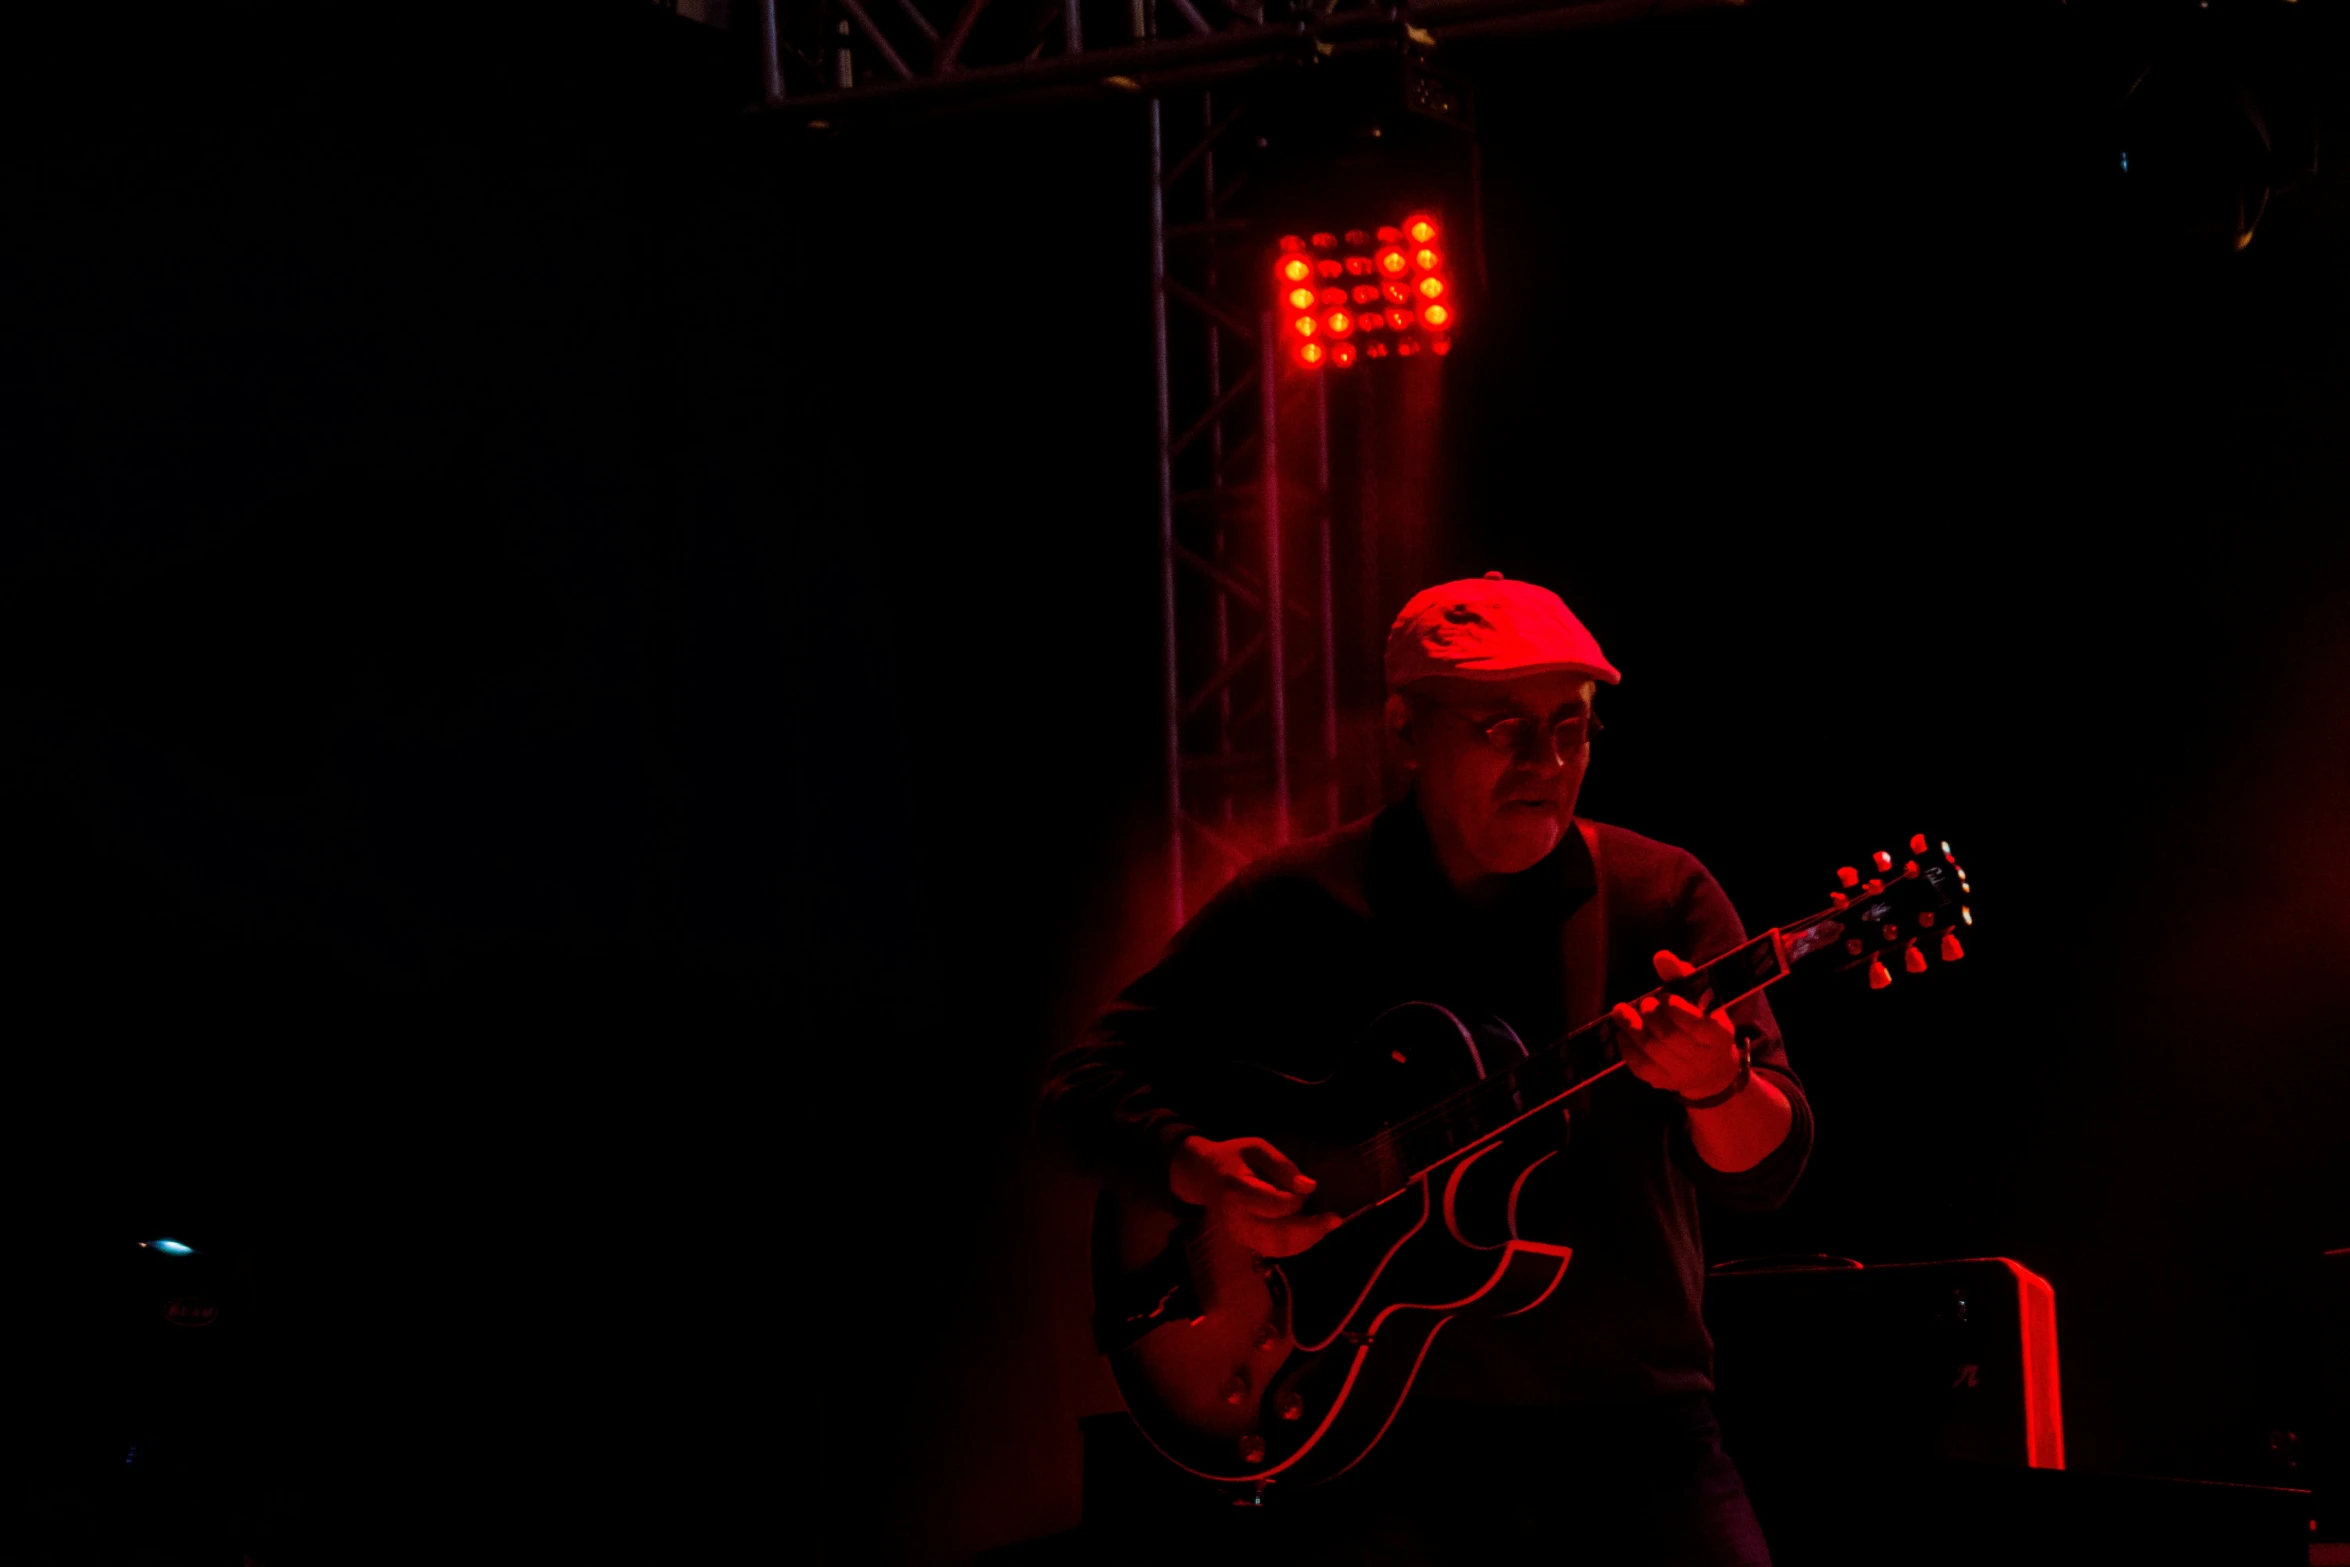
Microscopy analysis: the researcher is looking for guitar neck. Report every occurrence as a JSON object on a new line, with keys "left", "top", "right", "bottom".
{"left": 1344, "top": 926, "right": 1796, "bottom": 1214}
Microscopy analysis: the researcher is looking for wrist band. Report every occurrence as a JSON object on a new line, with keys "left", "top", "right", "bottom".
{"left": 1679, "top": 1039, "right": 1752, "bottom": 1111}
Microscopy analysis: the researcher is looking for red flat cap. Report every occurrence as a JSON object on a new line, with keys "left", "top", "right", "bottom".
{"left": 1384, "top": 571, "right": 1621, "bottom": 690}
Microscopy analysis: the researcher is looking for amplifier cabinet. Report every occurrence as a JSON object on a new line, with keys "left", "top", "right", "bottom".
{"left": 1705, "top": 1257, "right": 2063, "bottom": 1471}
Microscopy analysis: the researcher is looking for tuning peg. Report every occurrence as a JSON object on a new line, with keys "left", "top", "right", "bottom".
{"left": 1836, "top": 866, "right": 1860, "bottom": 889}
{"left": 1940, "top": 932, "right": 1965, "bottom": 962}
{"left": 1830, "top": 891, "right": 1850, "bottom": 910}
{"left": 1873, "top": 851, "right": 1894, "bottom": 872}
{"left": 1909, "top": 833, "right": 1929, "bottom": 854}
{"left": 1904, "top": 942, "right": 1928, "bottom": 975}
{"left": 1867, "top": 958, "right": 1893, "bottom": 990}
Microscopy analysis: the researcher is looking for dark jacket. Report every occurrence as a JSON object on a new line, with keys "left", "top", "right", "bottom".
{"left": 1044, "top": 796, "right": 1814, "bottom": 1404}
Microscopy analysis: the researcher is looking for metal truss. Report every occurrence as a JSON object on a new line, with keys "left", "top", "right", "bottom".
{"left": 748, "top": 0, "right": 1737, "bottom": 116}
{"left": 1149, "top": 84, "right": 1341, "bottom": 925}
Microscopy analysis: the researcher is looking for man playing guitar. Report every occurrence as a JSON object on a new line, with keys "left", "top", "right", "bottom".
{"left": 1046, "top": 573, "right": 1813, "bottom": 1564}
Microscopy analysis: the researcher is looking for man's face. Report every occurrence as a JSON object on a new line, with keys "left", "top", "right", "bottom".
{"left": 1390, "top": 671, "right": 1598, "bottom": 887}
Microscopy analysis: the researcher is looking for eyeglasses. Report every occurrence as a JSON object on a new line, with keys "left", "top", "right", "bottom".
{"left": 1422, "top": 698, "right": 1604, "bottom": 760}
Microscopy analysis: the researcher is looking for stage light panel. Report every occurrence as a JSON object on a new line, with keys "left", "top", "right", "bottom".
{"left": 1270, "top": 214, "right": 1459, "bottom": 370}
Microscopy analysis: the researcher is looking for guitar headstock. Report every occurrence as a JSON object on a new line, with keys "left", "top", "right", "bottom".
{"left": 1779, "top": 832, "right": 1973, "bottom": 990}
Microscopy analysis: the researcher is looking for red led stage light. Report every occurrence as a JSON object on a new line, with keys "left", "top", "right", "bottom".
{"left": 1270, "top": 213, "right": 1461, "bottom": 371}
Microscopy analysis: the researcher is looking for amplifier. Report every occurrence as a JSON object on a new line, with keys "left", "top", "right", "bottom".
{"left": 1704, "top": 1256, "right": 2063, "bottom": 1471}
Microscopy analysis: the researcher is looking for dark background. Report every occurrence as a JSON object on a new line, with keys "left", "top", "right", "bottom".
{"left": 7, "top": 2, "right": 2347, "bottom": 1563}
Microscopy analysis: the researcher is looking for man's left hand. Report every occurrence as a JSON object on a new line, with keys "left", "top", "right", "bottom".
{"left": 1612, "top": 949, "right": 1742, "bottom": 1101}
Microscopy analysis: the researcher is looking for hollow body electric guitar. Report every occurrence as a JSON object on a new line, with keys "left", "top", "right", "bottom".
{"left": 1092, "top": 834, "right": 1975, "bottom": 1493}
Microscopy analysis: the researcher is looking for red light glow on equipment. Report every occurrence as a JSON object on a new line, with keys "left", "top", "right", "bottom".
{"left": 1274, "top": 214, "right": 1460, "bottom": 370}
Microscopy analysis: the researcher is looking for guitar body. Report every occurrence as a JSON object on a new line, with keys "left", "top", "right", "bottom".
{"left": 1092, "top": 1004, "right": 1578, "bottom": 1489}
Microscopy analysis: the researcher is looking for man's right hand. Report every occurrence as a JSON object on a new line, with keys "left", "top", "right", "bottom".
{"left": 1167, "top": 1135, "right": 1345, "bottom": 1258}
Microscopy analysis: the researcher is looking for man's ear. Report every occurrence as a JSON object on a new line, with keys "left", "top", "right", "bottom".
{"left": 1384, "top": 692, "right": 1418, "bottom": 771}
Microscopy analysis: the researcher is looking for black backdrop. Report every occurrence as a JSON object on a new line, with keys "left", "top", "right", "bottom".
{"left": 8, "top": 3, "right": 2348, "bottom": 1563}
